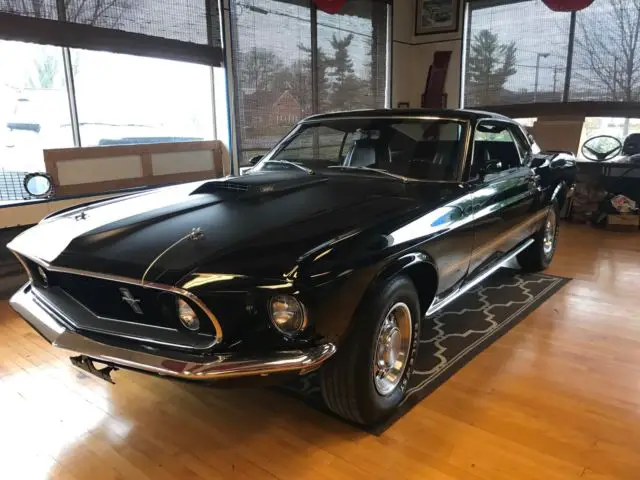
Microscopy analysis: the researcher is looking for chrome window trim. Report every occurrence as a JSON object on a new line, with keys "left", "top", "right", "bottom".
{"left": 9, "top": 249, "right": 224, "bottom": 346}
{"left": 300, "top": 115, "right": 471, "bottom": 123}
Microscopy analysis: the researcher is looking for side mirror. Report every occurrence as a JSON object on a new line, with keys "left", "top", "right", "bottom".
{"left": 529, "top": 156, "right": 546, "bottom": 169}
{"left": 249, "top": 155, "right": 263, "bottom": 165}
{"left": 24, "top": 172, "right": 53, "bottom": 198}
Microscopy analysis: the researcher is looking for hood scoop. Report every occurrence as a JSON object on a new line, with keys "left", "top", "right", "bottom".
{"left": 191, "top": 171, "right": 327, "bottom": 197}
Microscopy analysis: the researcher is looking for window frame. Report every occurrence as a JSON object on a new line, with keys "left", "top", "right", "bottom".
{"left": 258, "top": 116, "right": 471, "bottom": 182}
{"left": 468, "top": 118, "right": 529, "bottom": 180}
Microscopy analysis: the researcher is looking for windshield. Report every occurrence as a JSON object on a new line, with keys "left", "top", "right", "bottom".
{"left": 252, "top": 118, "right": 468, "bottom": 181}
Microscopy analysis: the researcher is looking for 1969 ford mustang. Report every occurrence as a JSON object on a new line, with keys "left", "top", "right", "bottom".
{"left": 8, "top": 109, "right": 576, "bottom": 425}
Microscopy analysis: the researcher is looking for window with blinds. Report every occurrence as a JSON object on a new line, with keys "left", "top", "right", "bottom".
{"left": 464, "top": 0, "right": 570, "bottom": 107}
{"left": 230, "top": 0, "right": 313, "bottom": 164}
{"left": 316, "top": 0, "right": 387, "bottom": 112}
{"left": 464, "top": 0, "right": 640, "bottom": 107}
{"left": 0, "top": 0, "right": 222, "bottom": 65}
{"left": 230, "top": 0, "right": 388, "bottom": 164}
{"left": 571, "top": 0, "right": 640, "bottom": 102}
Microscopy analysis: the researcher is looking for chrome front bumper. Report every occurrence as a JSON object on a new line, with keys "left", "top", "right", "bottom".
{"left": 10, "top": 284, "right": 336, "bottom": 381}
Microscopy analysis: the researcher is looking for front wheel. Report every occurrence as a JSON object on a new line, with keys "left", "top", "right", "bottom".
{"left": 319, "top": 275, "right": 420, "bottom": 426}
{"left": 518, "top": 205, "right": 559, "bottom": 272}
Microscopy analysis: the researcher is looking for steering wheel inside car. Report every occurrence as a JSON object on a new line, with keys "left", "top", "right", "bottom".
{"left": 581, "top": 135, "right": 622, "bottom": 162}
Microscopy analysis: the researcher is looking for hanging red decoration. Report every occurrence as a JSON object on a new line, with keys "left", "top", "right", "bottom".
{"left": 541, "top": 0, "right": 595, "bottom": 12}
{"left": 313, "top": 0, "right": 347, "bottom": 14}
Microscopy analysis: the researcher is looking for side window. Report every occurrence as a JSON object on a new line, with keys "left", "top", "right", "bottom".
{"left": 471, "top": 121, "right": 524, "bottom": 178}
{"left": 508, "top": 125, "right": 532, "bottom": 163}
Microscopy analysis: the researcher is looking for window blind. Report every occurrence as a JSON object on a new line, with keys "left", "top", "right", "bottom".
{"left": 230, "top": 0, "right": 388, "bottom": 165}
{"left": 316, "top": 0, "right": 387, "bottom": 112}
{"left": 0, "top": 0, "right": 222, "bottom": 66}
{"left": 465, "top": 0, "right": 640, "bottom": 106}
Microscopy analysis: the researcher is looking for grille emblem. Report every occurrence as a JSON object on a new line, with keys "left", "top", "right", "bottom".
{"left": 37, "top": 266, "right": 48, "bottom": 287}
{"left": 119, "top": 288, "right": 143, "bottom": 315}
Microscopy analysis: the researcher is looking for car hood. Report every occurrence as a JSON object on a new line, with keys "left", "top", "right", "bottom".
{"left": 9, "top": 171, "right": 455, "bottom": 286}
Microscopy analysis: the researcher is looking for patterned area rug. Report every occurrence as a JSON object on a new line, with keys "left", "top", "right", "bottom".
{"left": 280, "top": 268, "right": 570, "bottom": 434}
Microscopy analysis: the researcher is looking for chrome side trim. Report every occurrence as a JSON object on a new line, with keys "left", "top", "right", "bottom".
{"left": 551, "top": 182, "right": 565, "bottom": 202}
{"left": 426, "top": 238, "right": 535, "bottom": 317}
{"left": 438, "top": 208, "right": 548, "bottom": 277}
{"left": 10, "top": 284, "right": 335, "bottom": 381}
{"left": 8, "top": 249, "right": 224, "bottom": 345}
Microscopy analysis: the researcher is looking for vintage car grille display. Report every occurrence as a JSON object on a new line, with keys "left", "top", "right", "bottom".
{"left": 17, "top": 255, "right": 218, "bottom": 350}
{"left": 50, "top": 272, "right": 174, "bottom": 327}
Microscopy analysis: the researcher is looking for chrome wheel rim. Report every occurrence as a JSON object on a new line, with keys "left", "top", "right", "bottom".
{"left": 373, "top": 302, "right": 412, "bottom": 396}
{"left": 543, "top": 209, "right": 557, "bottom": 257}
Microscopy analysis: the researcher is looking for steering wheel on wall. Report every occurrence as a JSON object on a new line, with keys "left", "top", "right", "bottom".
{"left": 581, "top": 135, "right": 623, "bottom": 162}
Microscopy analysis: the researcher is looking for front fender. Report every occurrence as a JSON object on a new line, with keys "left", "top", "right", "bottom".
{"left": 308, "top": 252, "right": 438, "bottom": 346}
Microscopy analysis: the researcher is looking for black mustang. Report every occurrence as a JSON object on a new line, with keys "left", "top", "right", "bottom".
{"left": 8, "top": 109, "right": 576, "bottom": 425}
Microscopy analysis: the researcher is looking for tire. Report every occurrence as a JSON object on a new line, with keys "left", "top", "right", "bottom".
{"left": 319, "top": 275, "right": 421, "bottom": 426}
{"left": 517, "top": 204, "right": 560, "bottom": 272}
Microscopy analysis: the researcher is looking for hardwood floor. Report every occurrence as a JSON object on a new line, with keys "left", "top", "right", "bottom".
{"left": 1, "top": 223, "right": 639, "bottom": 480}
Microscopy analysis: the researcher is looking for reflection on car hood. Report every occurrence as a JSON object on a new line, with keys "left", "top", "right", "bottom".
{"left": 9, "top": 171, "right": 453, "bottom": 286}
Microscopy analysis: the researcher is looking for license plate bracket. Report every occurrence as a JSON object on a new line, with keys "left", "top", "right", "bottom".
{"left": 70, "top": 355, "right": 118, "bottom": 384}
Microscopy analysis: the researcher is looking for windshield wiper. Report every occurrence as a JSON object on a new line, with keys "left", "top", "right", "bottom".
{"left": 261, "top": 160, "right": 314, "bottom": 175}
{"left": 328, "top": 165, "right": 410, "bottom": 183}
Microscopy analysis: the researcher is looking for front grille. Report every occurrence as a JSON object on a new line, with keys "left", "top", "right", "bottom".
{"left": 12, "top": 252, "right": 221, "bottom": 350}
{"left": 45, "top": 271, "right": 217, "bottom": 336}
{"left": 50, "top": 272, "right": 175, "bottom": 328}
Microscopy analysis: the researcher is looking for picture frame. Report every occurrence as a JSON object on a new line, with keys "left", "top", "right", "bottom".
{"left": 415, "top": 0, "right": 460, "bottom": 36}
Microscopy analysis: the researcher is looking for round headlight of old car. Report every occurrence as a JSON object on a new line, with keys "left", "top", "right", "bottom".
{"left": 177, "top": 298, "right": 200, "bottom": 331}
{"left": 269, "top": 295, "right": 307, "bottom": 336}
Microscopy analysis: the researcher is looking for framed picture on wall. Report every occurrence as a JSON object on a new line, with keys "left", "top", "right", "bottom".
{"left": 415, "top": 0, "right": 460, "bottom": 35}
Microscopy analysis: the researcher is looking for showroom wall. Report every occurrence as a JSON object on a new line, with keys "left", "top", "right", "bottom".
{"left": 392, "top": 0, "right": 464, "bottom": 109}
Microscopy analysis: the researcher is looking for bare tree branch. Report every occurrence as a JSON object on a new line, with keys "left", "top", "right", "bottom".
{"left": 575, "top": 0, "right": 640, "bottom": 101}
{"left": 1, "top": 0, "right": 129, "bottom": 27}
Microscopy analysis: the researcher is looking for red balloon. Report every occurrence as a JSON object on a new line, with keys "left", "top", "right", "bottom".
{"left": 541, "top": 0, "right": 595, "bottom": 11}
{"left": 313, "top": 0, "right": 347, "bottom": 14}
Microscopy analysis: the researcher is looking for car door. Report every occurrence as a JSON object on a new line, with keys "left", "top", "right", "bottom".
{"left": 464, "top": 119, "right": 539, "bottom": 280}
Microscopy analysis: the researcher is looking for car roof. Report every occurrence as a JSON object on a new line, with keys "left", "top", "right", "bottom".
{"left": 302, "top": 108, "right": 513, "bottom": 123}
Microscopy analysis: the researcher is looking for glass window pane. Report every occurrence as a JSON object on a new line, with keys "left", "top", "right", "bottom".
{"left": 71, "top": 49, "right": 214, "bottom": 146}
{"left": 317, "top": 0, "right": 387, "bottom": 112}
{"left": 578, "top": 117, "right": 640, "bottom": 158}
{"left": 230, "top": 0, "right": 312, "bottom": 165}
{"left": 572, "top": 2, "right": 640, "bottom": 102}
{"left": 464, "top": 0, "right": 570, "bottom": 107}
{"left": 0, "top": 40, "right": 73, "bottom": 203}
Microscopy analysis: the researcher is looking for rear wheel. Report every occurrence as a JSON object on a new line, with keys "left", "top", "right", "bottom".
{"left": 319, "top": 275, "right": 420, "bottom": 426}
{"left": 518, "top": 205, "right": 559, "bottom": 272}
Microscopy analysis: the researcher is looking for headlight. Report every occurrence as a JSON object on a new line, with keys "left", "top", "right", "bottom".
{"left": 269, "top": 295, "right": 307, "bottom": 336}
{"left": 177, "top": 298, "right": 200, "bottom": 331}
